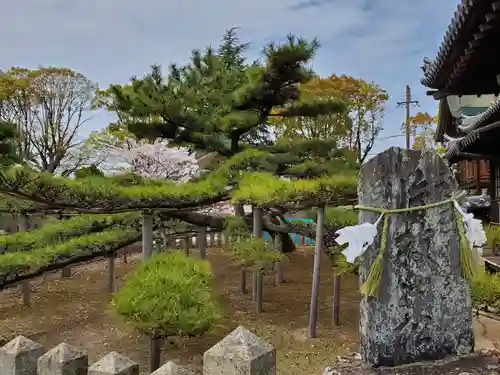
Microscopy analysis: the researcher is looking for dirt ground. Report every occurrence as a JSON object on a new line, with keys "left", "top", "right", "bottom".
{"left": 0, "top": 247, "right": 360, "bottom": 375}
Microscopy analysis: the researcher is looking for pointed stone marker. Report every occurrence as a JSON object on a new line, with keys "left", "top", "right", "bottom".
{"left": 0, "top": 336, "right": 45, "bottom": 375}
{"left": 203, "top": 326, "right": 276, "bottom": 375}
{"left": 88, "top": 351, "right": 139, "bottom": 375}
{"left": 37, "top": 342, "right": 88, "bottom": 375}
{"left": 151, "top": 361, "right": 194, "bottom": 375}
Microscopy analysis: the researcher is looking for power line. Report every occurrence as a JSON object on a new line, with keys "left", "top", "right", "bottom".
{"left": 396, "top": 85, "right": 419, "bottom": 148}
{"left": 377, "top": 134, "right": 406, "bottom": 140}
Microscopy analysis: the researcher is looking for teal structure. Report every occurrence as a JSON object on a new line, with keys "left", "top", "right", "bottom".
{"left": 264, "top": 217, "right": 314, "bottom": 245}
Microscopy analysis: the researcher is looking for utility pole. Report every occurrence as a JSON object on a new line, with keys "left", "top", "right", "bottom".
{"left": 397, "top": 85, "right": 419, "bottom": 149}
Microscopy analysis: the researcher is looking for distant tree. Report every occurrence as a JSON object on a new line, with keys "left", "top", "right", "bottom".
{"left": 0, "top": 67, "right": 98, "bottom": 175}
{"left": 403, "top": 111, "right": 444, "bottom": 153}
{"left": 271, "top": 74, "right": 388, "bottom": 163}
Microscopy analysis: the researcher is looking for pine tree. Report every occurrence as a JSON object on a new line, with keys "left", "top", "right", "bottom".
{"left": 218, "top": 27, "right": 250, "bottom": 69}
{"left": 0, "top": 33, "right": 361, "bottom": 353}
{"left": 0, "top": 32, "right": 360, "bottom": 289}
{"left": 110, "top": 31, "right": 356, "bottom": 250}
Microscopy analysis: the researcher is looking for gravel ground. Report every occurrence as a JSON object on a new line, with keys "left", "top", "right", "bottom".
{"left": 324, "top": 352, "right": 500, "bottom": 375}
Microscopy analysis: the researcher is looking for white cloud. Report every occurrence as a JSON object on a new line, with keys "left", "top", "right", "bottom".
{"left": 2, "top": 0, "right": 460, "bottom": 152}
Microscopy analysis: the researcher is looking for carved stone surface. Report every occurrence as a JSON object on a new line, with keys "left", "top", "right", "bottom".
{"left": 0, "top": 336, "right": 45, "bottom": 375}
{"left": 37, "top": 342, "right": 88, "bottom": 375}
{"left": 358, "top": 147, "right": 474, "bottom": 366}
{"left": 203, "top": 326, "right": 276, "bottom": 375}
{"left": 88, "top": 351, "right": 139, "bottom": 375}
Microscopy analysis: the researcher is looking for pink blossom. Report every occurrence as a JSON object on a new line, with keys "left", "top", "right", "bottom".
{"left": 110, "top": 140, "right": 199, "bottom": 182}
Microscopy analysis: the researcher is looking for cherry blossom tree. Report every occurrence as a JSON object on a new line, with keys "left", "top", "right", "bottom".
{"left": 90, "top": 134, "right": 198, "bottom": 182}
{"left": 117, "top": 142, "right": 199, "bottom": 182}
{"left": 88, "top": 132, "right": 237, "bottom": 216}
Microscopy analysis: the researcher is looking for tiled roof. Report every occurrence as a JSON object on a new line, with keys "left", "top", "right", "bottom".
{"left": 445, "top": 130, "right": 480, "bottom": 159}
{"left": 445, "top": 99, "right": 500, "bottom": 158}
{"left": 459, "top": 99, "right": 500, "bottom": 131}
{"left": 421, "top": 0, "right": 482, "bottom": 88}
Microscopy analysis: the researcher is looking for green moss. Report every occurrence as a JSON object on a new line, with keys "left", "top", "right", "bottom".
{"left": 111, "top": 252, "right": 221, "bottom": 338}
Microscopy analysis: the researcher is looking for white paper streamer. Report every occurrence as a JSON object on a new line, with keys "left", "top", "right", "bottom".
{"left": 334, "top": 200, "right": 487, "bottom": 265}
{"left": 453, "top": 200, "right": 487, "bottom": 248}
{"left": 335, "top": 214, "right": 383, "bottom": 263}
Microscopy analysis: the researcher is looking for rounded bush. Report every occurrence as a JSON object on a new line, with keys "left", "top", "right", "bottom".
{"left": 111, "top": 251, "right": 221, "bottom": 339}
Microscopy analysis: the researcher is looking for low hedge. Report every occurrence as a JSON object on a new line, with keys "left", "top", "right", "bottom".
{"left": 471, "top": 271, "right": 500, "bottom": 312}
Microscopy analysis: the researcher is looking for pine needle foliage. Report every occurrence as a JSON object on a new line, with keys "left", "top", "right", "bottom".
{"left": 0, "top": 212, "right": 140, "bottom": 252}
{"left": 111, "top": 252, "right": 221, "bottom": 339}
{"left": 226, "top": 236, "right": 283, "bottom": 271}
{"left": 0, "top": 228, "right": 140, "bottom": 288}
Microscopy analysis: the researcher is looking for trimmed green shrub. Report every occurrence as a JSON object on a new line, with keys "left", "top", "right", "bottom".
{"left": 484, "top": 224, "right": 500, "bottom": 249}
{"left": 471, "top": 270, "right": 500, "bottom": 311}
{"left": 226, "top": 236, "right": 283, "bottom": 271}
{"left": 111, "top": 252, "right": 221, "bottom": 339}
{"left": 223, "top": 216, "right": 248, "bottom": 239}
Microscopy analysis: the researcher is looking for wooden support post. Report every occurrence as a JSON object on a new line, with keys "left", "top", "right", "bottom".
{"left": 308, "top": 205, "right": 325, "bottom": 338}
{"left": 18, "top": 214, "right": 31, "bottom": 307}
{"left": 252, "top": 207, "right": 264, "bottom": 312}
{"left": 274, "top": 235, "right": 284, "bottom": 285}
{"left": 61, "top": 267, "right": 71, "bottom": 278}
{"left": 332, "top": 274, "right": 341, "bottom": 326}
{"left": 142, "top": 211, "right": 161, "bottom": 370}
{"left": 198, "top": 226, "right": 207, "bottom": 260}
{"left": 107, "top": 252, "right": 115, "bottom": 296}
{"left": 142, "top": 212, "right": 154, "bottom": 259}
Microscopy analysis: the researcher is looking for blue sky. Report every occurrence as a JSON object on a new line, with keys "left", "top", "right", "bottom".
{"left": 3, "top": 0, "right": 459, "bottom": 157}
